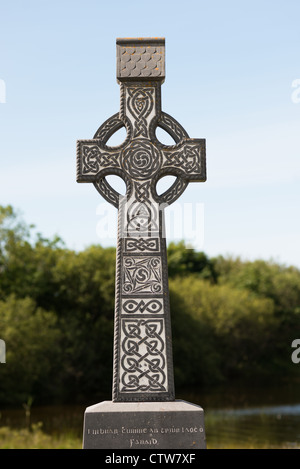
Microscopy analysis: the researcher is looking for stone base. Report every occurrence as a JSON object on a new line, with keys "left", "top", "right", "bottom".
{"left": 83, "top": 400, "right": 206, "bottom": 449}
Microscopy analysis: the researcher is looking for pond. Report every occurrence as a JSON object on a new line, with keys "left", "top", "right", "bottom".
{"left": 181, "top": 381, "right": 300, "bottom": 448}
{"left": 205, "top": 404, "right": 300, "bottom": 448}
{"left": 1, "top": 382, "right": 300, "bottom": 449}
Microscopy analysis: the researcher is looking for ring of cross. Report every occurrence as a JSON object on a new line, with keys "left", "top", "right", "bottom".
{"left": 93, "top": 112, "right": 190, "bottom": 208}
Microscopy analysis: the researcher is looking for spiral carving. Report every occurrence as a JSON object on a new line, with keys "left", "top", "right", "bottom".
{"left": 122, "top": 256, "right": 162, "bottom": 294}
{"left": 121, "top": 139, "right": 162, "bottom": 180}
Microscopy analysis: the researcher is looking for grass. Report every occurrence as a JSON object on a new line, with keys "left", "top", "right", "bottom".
{"left": 0, "top": 423, "right": 81, "bottom": 449}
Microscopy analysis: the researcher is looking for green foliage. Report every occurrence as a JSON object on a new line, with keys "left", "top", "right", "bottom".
{"left": 0, "top": 295, "right": 61, "bottom": 404}
{"left": 0, "top": 205, "right": 299, "bottom": 405}
{"left": 167, "top": 241, "right": 217, "bottom": 282}
{"left": 213, "top": 255, "right": 300, "bottom": 317}
{"left": 170, "top": 285, "right": 222, "bottom": 387}
{"left": 213, "top": 255, "right": 300, "bottom": 375}
{"left": 170, "top": 276, "right": 278, "bottom": 381}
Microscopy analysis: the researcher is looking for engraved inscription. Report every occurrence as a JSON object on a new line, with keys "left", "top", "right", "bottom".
{"left": 87, "top": 425, "right": 205, "bottom": 435}
{"left": 86, "top": 424, "right": 205, "bottom": 449}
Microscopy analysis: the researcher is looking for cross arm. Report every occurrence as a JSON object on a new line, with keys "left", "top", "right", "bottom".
{"left": 76, "top": 139, "right": 123, "bottom": 182}
{"left": 161, "top": 138, "right": 206, "bottom": 182}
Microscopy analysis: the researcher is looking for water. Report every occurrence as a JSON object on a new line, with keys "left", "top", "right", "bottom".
{"left": 206, "top": 405, "right": 300, "bottom": 448}
{"left": 1, "top": 383, "right": 300, "bottom": 448}
{"left": 180, "top": 382, "right": 300, "bottom": 448}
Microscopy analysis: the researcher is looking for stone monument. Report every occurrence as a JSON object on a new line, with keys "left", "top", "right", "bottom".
{"left": 77, "top": 37, "right": 207, "bottom": 449}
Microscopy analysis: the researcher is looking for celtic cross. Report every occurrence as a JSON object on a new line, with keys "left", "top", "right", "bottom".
{"left": 77, "top": 38, "right": 206, "bottom": 402}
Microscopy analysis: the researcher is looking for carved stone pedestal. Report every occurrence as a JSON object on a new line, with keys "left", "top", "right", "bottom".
{"left": 83, "top": 400, "right": 206, "bottom": 449}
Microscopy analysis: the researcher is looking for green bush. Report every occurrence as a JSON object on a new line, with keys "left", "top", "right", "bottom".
{"left": 0, "top": 295, "right": 61, "bottom": 403}
{"left": 0, "top": 205, "right": 299, "bottom": 405}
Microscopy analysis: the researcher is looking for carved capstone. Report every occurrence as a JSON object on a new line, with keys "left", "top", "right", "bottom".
{"left": 116, "top": 38, "right": 165, "bottom": 82}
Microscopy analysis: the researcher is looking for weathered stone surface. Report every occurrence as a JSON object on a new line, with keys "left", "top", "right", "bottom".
{"left": 0, "top": 339, "right": 5, "bottom": 363}
{"left": 83, "top": 400, "right": 206, "bottom": 449}
{"left": 77, "top": 37, "right": 207, "bottom": 449}
{"left": 77, "top": 38, "right": 206, "bottom": 403}
{"left": 116, "top": 38, "right": 165, "bottom": 82}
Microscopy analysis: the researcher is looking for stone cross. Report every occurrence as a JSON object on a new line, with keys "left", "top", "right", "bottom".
{"left": 77, "top": 38, "right": 206, "bottom": 403}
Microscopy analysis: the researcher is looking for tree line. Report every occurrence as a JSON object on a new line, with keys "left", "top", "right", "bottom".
{"left": 0, "top": 205, "right": 299, "bottom": 406}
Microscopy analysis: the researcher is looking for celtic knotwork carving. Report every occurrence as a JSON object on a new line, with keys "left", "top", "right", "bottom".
{"left": 159, "top": 177, "right": 188, "bottom": 205}
{"left": 124, "top": 238, "right": 159, "bottom": 252}
{"left": 127, "top": 88, "right": 155, "bottom": 138}
{"left": 122, "top": 139, "right": 162, "bottom": 180}
{"left": 82, "top": 145, "right": 120, "bottom": 174}
{"left": 94, "top": 178, "right": 120, "bottom": 208}
{"left": 122, "top": 257, "right": 162, "bottom": 294}
{"left": 134, "top": 181, "right": 151, "bottom": 203}
{"left": 93, "top": 113, "right": 125, "bottom": 142}
{"left": 126, "top": 201, "right": 159, "bottom": 235}
{"left": 122, "top": 298, "right": 163, "bottom": 314}
{"left": 120, "top": 318, "right": 166, "bottom": 392}
{"left": 158, "top": 112, "right": 188, "bottom": 143}
{"left": 163, "top": 144, "right": 201, "bottom": 174}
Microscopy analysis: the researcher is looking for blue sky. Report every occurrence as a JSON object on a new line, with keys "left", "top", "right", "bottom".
{"left": 0, "top": 0, "right": 300, "bottom": 267}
